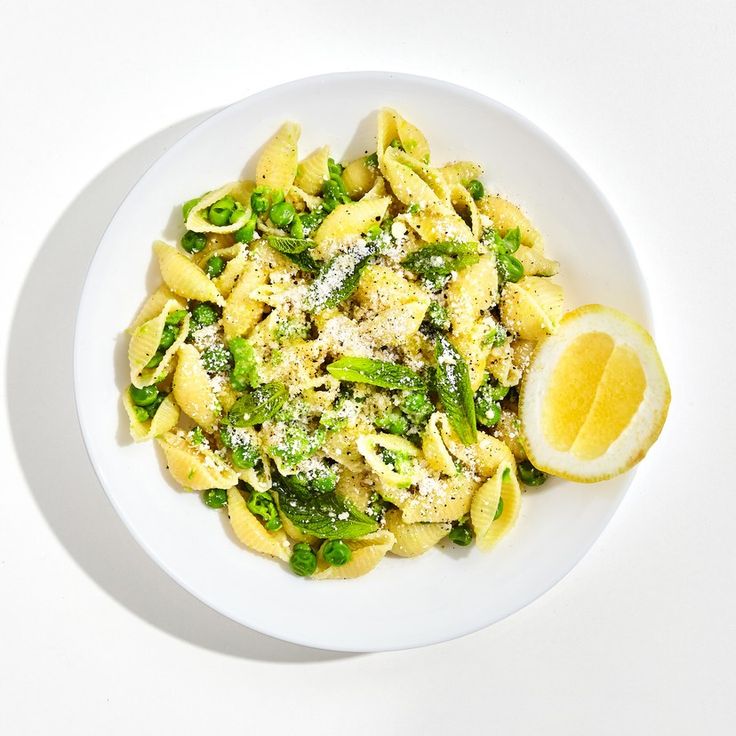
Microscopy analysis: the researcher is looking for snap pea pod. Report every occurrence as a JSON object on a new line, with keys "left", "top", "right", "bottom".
{"left": 435, "top": 334, "right": 477, "bottom": 445}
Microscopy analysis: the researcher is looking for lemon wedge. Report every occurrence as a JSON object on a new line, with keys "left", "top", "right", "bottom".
{"left": 519, "top": 305, "right": 670, "bottom": 482}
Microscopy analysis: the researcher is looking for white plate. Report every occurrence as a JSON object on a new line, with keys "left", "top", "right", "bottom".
{"left": 74, "top": 72, "right": 650, "bottom": 652}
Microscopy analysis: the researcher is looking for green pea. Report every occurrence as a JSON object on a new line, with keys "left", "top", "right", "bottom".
{"left": 190, "top": 302, "right": 219, "bottom": 327}
{"left": 364, "top": 152, "right": 379, "bottom": 167}
{"left": 467, "top": 179, "right": 484, "bottom": 200}
{"left": 264, "top": 515, "right": 282, "bottom": 532}
{"left": 312, "top": 468, "right": 338, "bottom": 494}
{"left": 205, "top": 255, "right": 226, "bottom": 278}
{"left": 300, "top": 208, "right": 326, "bottom": 234}
{"left": 203, "top": 488, "right": 228, "bottom": 509}
{"left": 518, "top": 460, "right": 547, "bottom": 487}
{"left": 207, "top": 195, "right": 236, "bottom": 226}
{"left": 182, "top": 197, "right": 201, "bottom": 221}
{"left": 400, "top": 390, "right": 434, "bottom": 424}
{"left": 181, "top": 230, "right": 207, "bottom": 254}
{"left": 158, "top": 324, "right": 179, "bottom": 351}
{"left": 165, "top": 309, "right": 187, "bottom": 326}
{"left": 290, "top": 542, "right": 317, "bottom": 577}
{"left": 251, "top": 189, "right": 270, "bottom": 214}
{"left": 132, "top": 406, "right": 149, "bottom": 423}
{"left": 448, "top": 522, "right": 473, "bottom": 546}
{"left": 270, "top": 201, "right": 296, "bottom": 228}
{"left": 375, "top": 411, "right": 409, "bottom": 435}
{"left": 201, "top": 344, "right": 232, "bottom": 374}
{"left": 129, "top": 384, "right": 159, "bottom": 407}
{"left": 247, "top": 491, "right": 281, "bottom": 531}
{"left": 494, "top": 497, "right": 504, "bottom": 520}
{"left": 145, "top": 352, "right": 163, "bottom": 369}
{"left": 228, "top": 202, "right": 246, "bottom": 225}
{"left": 234, "top": 216, "right": 257, "bottom": 244}
{"left": 389, "top": 138, "right": 402, "bottom": 149}
{"left": 289, "top": 214, "right": 304, "bottom": 239}
{"left": 477, "top": 400, "right": 501, "bottom": 428}
{"left": 270, "top": 189, "right": 285, "bottom": 205}
{"left": 231, "top": 444, "right": 259, "bottom": 469}
{"left": 322, "top": 539, "right": 352, "bottom": 566}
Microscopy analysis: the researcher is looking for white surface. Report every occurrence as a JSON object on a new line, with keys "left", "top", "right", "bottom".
{"left": 2, "top": 0, "right": 735, "bottom": 731}
{"left": 75, "top": 71, "right": 650, "bottom": 652}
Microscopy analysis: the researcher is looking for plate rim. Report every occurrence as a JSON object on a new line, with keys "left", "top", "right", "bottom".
{"left": 73, "top": 70, "right": 651, "bottom": 652}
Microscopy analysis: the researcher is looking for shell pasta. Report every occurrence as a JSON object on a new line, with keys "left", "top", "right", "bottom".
{"left": 122, "top": 109, "right": 565, "bottom": 579}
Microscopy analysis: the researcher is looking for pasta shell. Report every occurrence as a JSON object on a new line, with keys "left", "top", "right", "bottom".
{"left": 313, "top": 530, "right": 395, "bottom": 580}
{"left": 222, "top": 248, "right": 268, "bottom": 340}
{"left": 399, "top": 472, "right": 478, "bottom": 524}
{"left": 515, "top": 245, "right": 559, "bottom": 277}
{"left": 342, "top": 157, "right": 377, "bottom": 198}
{"left": 212, "top": 243, "right": 250, "bottom": 298}
{"left": 395, "top": 114, "right": 431, "bottom": 163}
{"left": 470, "top": 459, "right": 521, "bottom": 551}
{"left": 440, "top": 161, "right": 484, "bottom": 188}
{"left": 356, "top": 433, "right": 421, "bottom": 490}
{"left": 422, "top": 412, "right": 458, "bottom": 476}
{"left": 312, "top": 197, "right": 391, "bottom": 246}
{"left": 476, "top": 195, "right": 543, "bottom": 250}
{"left": 380, "top": 147, "right": 440, "bottom": 207}
{"left": 294, "top": 145, "right": 330, "bottom": 195}
{"left": 500, "top": 276, "right": 564, "bottom": 341}
{"left": 128, "top": 285, "right": 177, "bottom": 333}
{"left": 255, "top": 121, "right": 300, "bottom": 192}
{"left": 227, "top": 488, "right": 291, "bottom": 562}
{"left": 128, "top": 298, "right": 189, "bottom": 388}
{"left": 450, "top": 183, "right": 482, "bottom": 239}
{"left": 172, "top": 343, "right": 220, "bottom": 433}
{"left": 403, "top": 202, "right": 475, "bottom": 244}
{"left": 376, "top": 108, "right": 399, "bottom": 164}
{"left": 153, "top": 241, "right": 225, "bottom": 306}
{"left": 385, "top": 509, "right": 450, "bottom": 557}
{"left": 446, "top": 253, "right": 499, "bottom": 336}
{"left": 157, "top": 431, "right": 238, "bottom": 491}
{"left": 122, "top": 391, "right": 179, "bottom": 442}
{"left": 185, "top": 181, "right": 252, "bottom": 234}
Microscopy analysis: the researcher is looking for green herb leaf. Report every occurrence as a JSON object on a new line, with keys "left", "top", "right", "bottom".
{"left": 402, "top": 242, "right": 479, "bottom": 279}
{"left": 275, "top": 474, "right": 379, "bottom": 540}
{"left": 435, "top": 334, "right": 477, "bottom": 444}
{"left": 494, "top": 227, "right": 521, "bottom": 254}
{"left": 281, "top": 249, "right": 321, "bottom": 273}
{"left": 304, "top": 238, "right": 380, "bottom": 312}
{"left": 327, "top": 357, "right": 426, "bottom": 390}
{"left": 228, "top": 382, "right": 287, "bottom": 427}
{"left": 266, "top": 236, "right": 316, "bottom": 254}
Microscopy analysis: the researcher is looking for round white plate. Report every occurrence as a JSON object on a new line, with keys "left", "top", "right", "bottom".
{"left": 74, "top": 72, "right": 650, "bottom": 652}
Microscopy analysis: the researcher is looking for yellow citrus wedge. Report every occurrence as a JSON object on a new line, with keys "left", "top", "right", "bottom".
{"left": 519, "top": 305, "right": 670, "bottom": 482}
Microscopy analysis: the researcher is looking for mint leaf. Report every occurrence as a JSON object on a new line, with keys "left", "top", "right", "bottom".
{"left": 228, "top": 382, "right": 287, "bottom": 427}
{"left": 435, "top": 334, "right": 477, "bottom": 444}
{"left": 327, "top": 357, "right": 426, "bottom": 390}
{"left": 274, "top": 474, "right": 379, "bottom": 539}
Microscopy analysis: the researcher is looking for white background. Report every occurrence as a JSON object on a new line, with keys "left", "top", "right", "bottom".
{"left": 2, "top": 1, "right": 735, "bottom": 733}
